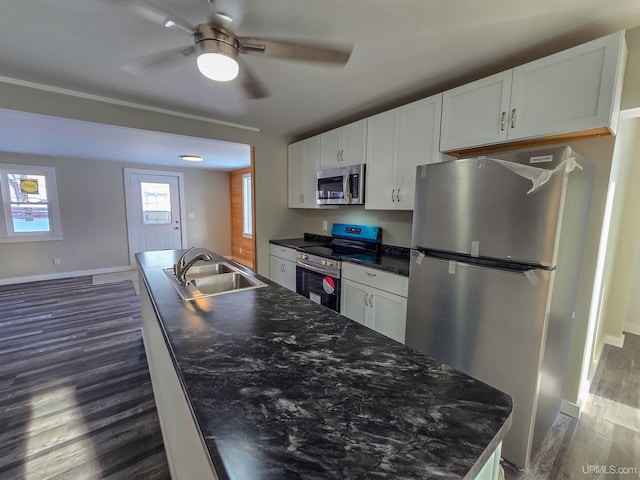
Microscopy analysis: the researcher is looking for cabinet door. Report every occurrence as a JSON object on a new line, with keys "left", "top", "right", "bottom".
{"left": 509, "top": 31, "right": 625, "bottom": 141}
{"left": 440, "top": 71, "right": 512, "bottom": 152}
{"left": 341, "top": 119, "right": 367, "bottom": 166}
{"left": 396, "top": 94, "right": 442, "bottom": 210}
{"left": 340, "top": 279, "right": 368, "bottom": 326}
{"left": 302, "top": 135, "right": 320, "bottom": 207}
{"left": 365, "top": 108, "right": 400, "bottom": 210}
{"left": 369, "top": 287, "right": 407, "bottom": 344}
{"left": 281, "top": 259, "right": 297, "bottom": 291}
{"left": 270, "top": 256, "right": 297, "bottom": 291}
{"left": 270, "top": 255, "right": 286, "bottom": 286}
{"left": 320, "top": 128, "right": 341, "bottom": 169}
{"left": 287, "top": 142, "right": 304, "bottom": 208}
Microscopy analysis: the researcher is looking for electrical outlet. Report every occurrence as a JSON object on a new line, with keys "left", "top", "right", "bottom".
{"left": 239, "top": 247, "right": 243, "bottom": 254}
{"left": 188, "top": 212, "right": 196, "bottom": 219}
{"left": 53, "top": 258, "right": 61, "bottom": 266}
{"left": 322, "top": 220, "right": 328, "bottom": 231}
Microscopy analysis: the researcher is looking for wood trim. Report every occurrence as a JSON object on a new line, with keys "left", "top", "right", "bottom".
{"left": 444, "top": 127, "right": 612, "bottom": 158}
{"left": 228, "top": 161, "right": 256, "bottom": 272}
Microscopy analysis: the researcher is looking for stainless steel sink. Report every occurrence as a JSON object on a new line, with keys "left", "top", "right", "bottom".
{"left": 184, "top": 262, "right": 236, "bottom": 278}
{"left": 163, "top": 263, "right": 267, "bottom": 300}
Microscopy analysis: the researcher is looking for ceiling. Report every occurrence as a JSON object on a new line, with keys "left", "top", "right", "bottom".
{"left": 0, "top": 108, "right": 251, "bottom": 170}
{"left": 2, "top": 0, "right": 640, "bottom": 168}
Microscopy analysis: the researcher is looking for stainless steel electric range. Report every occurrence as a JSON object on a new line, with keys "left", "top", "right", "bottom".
{"left": 295, "top": 224, "right": 382, "bottom": 312}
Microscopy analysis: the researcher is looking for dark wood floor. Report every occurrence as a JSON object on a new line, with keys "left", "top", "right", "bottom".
{"left": 0, "top": 276, "right": 170, "bottom": 480}
{"left": 504, "top": 333, "right": 640, "bottom": 480}
{"left": 2, "top": 276, "right": 638, "bottom": 479}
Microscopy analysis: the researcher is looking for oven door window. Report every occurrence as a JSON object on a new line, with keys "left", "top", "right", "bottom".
{"left": 296, "top": 267, "right": 340, "bottom": 312}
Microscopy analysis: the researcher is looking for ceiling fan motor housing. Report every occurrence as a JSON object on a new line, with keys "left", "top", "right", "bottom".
{"left": 194, "top": 24, "right": 239, "bottom": 58}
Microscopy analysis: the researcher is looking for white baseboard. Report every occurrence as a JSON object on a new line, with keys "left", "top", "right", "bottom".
{"left": 560, "top": 399, "right": 581, "bottom": 419}
{"left": 603, "top": 333, "right": 626, "bottom": 349}
{"left": 623, "top": 322, "right": 640, "bottom": 336}
{"left": 0, "top": 266, "right": 135, "bottom": 286}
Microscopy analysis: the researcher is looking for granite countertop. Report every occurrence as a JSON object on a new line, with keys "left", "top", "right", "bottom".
{"left": 270, "top": 236, "right": 411, "bottom": 276}
{"left": 137, "top": 249, "right": 513, "bottom": 480}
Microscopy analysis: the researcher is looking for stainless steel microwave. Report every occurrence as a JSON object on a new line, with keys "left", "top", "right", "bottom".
{"left": 316, "top": 164, "right": 365, "bottom": 205}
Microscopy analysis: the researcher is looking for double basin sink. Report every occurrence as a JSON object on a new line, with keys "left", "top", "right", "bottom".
{"left": 164, "top": 261, "right": 267, "bottom": 301}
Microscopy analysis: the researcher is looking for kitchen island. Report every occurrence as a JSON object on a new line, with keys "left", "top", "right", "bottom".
{"left": 137, "top": 249, "right": 513, "bottom": 480}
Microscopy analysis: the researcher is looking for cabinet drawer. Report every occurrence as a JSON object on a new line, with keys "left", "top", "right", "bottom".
{"left": 342, "top": 263, "right": 408, "bottom": 297}
{"left": 269, "top": 244, "right": 299, "bottom": 263}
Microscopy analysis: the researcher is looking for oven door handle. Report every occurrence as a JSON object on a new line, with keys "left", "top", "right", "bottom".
{"left": 297, "top": 261, "right": 339, "bottom": 278}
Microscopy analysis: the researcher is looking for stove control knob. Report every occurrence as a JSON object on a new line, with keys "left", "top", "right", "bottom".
{"left": 321, "top": 259, "right": 327, "bottom": 266}
{"left": 326, "top": 261, "right": 333, "bottom": 267}
{"left": 300, "top": 254, "right": 308, "bottom": 260}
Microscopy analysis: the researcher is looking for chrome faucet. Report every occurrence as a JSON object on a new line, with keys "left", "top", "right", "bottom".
{"left": 174, "top": 247, "right": 213, "bottom": 286}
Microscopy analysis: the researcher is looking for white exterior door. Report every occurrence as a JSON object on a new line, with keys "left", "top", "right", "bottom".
{"left": 125, "top": 169, "right": 185, "bottom": 265}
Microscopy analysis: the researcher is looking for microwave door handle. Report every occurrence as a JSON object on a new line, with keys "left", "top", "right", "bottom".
{"left": 343, "top": 169, "right": 351, "bottom": 204}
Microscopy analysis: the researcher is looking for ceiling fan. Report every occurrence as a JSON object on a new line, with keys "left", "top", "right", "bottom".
{"left": 110, "top": 0, "right": 353, "bottom": 99}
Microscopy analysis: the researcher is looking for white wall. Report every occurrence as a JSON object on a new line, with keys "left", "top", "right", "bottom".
{"left": 0, "top": 81, "right": 298, "bottom": 277}
{"left": 291, "top": 208, "right": 413, "bottom": 247}
{"left": 0, "top": 151, "right": 231, "bottom": 281}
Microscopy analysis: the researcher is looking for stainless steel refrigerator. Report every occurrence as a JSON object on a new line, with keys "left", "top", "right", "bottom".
{"left": 405, "top": 145, "right": 594, "bottom": 469}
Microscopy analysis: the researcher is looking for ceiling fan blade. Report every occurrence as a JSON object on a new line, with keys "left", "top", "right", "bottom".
{"left": 238, "top": 37, "right": 352, "bottom": 65}
{"left": 237, "top": 57, "right": 270, "bottom": 99}
{"left": 107, "top": 0, "right": 196, "bottom": 34}
{"left": 122, "top": 46, "right": 195, "bottom": 74}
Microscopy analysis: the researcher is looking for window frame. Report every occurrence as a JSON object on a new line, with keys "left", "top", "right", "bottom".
{"left": 242, "top": 172, "right": 252, "bottom": 238}
{"left": 0, "top": 163, "right": 63, "bottom": 243}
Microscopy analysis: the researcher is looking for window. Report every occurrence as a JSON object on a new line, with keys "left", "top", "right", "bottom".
{"left": 140, "top": 182, "right": 171, "bottom": 225}
{"left": 242, "top": 173, "right": 252, "bottom": 237}
{"left": 0, "top": 164, "right": 63, "bottom": 242}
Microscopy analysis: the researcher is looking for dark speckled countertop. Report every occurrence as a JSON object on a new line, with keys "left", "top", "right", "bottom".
{"left": 137, "top": 249, "right": 512, "bottom": 480}
{"left": 270, "top": 235, "right": 411, "bottom": 276}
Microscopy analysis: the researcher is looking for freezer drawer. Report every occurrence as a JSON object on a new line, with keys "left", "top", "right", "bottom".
{"left": 412, "top": 155, "right": 567, "bottom": 266}
{"left": 405, "top": 252, "right": 552, "bottom": 468}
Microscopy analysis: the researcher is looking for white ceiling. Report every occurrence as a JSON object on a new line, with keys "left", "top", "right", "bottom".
{"left": 2, "top": 0, "right": 640, "bottom": 168}
{"left": 0, "top": 108, "right": 251, "bottom": 170}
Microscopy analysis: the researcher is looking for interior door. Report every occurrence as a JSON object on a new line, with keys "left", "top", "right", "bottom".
{"left": 125, "top": 170, "right": 184, "bottom": 263}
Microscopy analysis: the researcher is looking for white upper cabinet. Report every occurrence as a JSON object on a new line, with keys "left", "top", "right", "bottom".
{"left": 288, "top": 135, "right": 321, "bottom": 208}
{"left": 440, "top": 31, "right": 627, "bottom": 152}
{"left": 366, "top": 94, "right": 442, "bottom": 210}
{"left": 320, "top": 119, "right": 367, "bottom": 169}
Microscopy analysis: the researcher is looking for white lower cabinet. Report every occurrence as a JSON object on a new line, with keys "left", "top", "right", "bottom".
{"left": 341, "top": 263, "right": 408, "bottom": 343}
{"left": 269, "top": 245, "right": 297, "bottom": 291}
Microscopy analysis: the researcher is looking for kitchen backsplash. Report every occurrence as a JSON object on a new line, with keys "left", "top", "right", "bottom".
{"left": 291, "top": 207, "right": 413, "bottom": 247}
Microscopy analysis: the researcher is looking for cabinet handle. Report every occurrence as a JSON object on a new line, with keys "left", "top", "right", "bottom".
{"left": 396, "top": 189, "right": 400, "bottom": 202}
{"left": 364, "top": 292, "right": 369, "bottom": 306}
{"left": 500, "top": 111, "right": 506, "bottom": 131}
{"left": 510, "top": 108, "right": 517, "bottom": 128}
{"left": 365, "top": 271, "right": 377, "bottom": 277}
{"left": 302, "top": 193, "right": 305, "bottom": 203}
{"left": 391, "top": 189, "right": 396, "bottom": 202}
{"left": 281, "top": 264, "right": 285, "bottom": 272}
{"left": 369, "top": 293, "right": 374, "bottom": 308}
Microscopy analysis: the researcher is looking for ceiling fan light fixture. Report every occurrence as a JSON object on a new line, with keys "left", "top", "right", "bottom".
{"left": 197, "top": 52, "right": 239, "bottom": 81}
{"left": 194, "top": 34, "right": 240, "bottom": 82}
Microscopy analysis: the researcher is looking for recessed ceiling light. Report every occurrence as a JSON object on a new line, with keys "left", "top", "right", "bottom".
{"left": 180, "top": 155, "right": 204, "bottom": 162}
{"left": 164, "top": 19, "right": 176, "bottom": 28}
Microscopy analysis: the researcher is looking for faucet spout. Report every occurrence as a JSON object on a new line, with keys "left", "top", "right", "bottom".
{"left": 174, "top": 248, "right": 213, "bottom": 286}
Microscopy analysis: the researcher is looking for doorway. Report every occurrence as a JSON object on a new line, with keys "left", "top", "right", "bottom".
{"left": 124, "top": 168, "right": 186, "bottom": 266}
